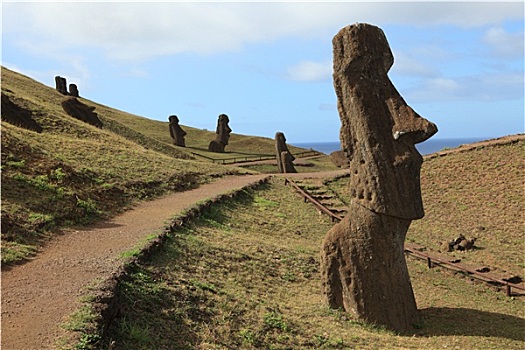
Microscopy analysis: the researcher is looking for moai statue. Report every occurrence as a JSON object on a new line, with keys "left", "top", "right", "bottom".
{"left": 275, "top": 132, "right": 297, "bottom": 173}
{"left": 168, "top": 115, "right": 187, "bottom": 147}
{"left": 55, "top": 76, "right": 68, "bottom": 95}
{"left": 208, "top": 114, "right": 232, "bottom": 153}
{"left": 61, "top": 97, "right": 103, "bottom": 128}
{"left": 69, "top": 84, "right": 79, "bottom": 97}
{"left": 320, "top": 23, "right": 437, "bottom": 332}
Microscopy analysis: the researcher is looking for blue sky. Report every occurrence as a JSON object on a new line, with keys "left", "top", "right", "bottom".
{"left": 2, "top": 1, "right": 524, "bottom": 143}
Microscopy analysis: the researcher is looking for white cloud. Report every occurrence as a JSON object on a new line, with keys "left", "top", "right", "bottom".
{"left": 286, "top": 60, "right": 331, "bottom": 82}
{"left": 391, "top": 52, "right": 438, "bottom": 78}
{"left": 404, "top": 71, "right": 524, "bottom": 103}
{"left": 4, "top": 2, "right": 523, "bottom": 62}
{"left": 483, "top": 26, "right": 524, "bottom": 59}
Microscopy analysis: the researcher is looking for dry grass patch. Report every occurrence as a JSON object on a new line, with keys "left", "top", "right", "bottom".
{"left": 98, "top": 179, "right": 524, "bottom": 350}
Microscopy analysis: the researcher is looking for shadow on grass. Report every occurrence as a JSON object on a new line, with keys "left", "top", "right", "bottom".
{"left": 415, "top": 307, "right": 525, "bottom": 341}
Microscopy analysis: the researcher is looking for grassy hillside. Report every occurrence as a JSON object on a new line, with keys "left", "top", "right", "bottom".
{"left": 1, "top": 66, "right": 321, "bottom": 264}
{"left": 93, "top": 179, "right": 524, "bottom": 350}
{"left": 326, "top": 140, "right": 524, "bottom": 279}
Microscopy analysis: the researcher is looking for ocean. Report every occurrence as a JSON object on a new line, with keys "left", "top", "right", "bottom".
{"left": 292, "top": 137, "right": 490, "bottom": 156}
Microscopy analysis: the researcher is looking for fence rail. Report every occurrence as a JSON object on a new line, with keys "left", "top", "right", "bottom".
{"left": 284, "top": 177, "right": 525, "bottom": 297}
{"left": 190, "top": 149, "right": 324, "bottom": 165}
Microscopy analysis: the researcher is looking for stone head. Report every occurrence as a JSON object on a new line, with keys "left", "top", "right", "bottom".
{"left": 275, "top": 132, "right": 286, "bottom": 144}
{"left": 333, "top": 23, "right": 437, "bottom": 219}
{"left": 169, "top": 115, "right": 179, "bottom": 123}
{"left": 218, "top": 114, "right": 229, "bottom": 124}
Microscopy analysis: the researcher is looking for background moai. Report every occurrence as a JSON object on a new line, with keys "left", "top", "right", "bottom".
{"left": 168, "top": 115, "right": 187, "bottom": 147}
{"left": 275, "top": 132, "right": 297, "bottom": 173}
{"left": 55, "top": 76, "right": 68, "bottom": 95}
{"left": 61, "top": 97, "right": 103, "bottom": 128}
{"left": 320, "top": 23, "right": 437, "bottom": 332}
{"left": 69, "top": 84, "right": 79, "bottom": 97}
{"left": 208, "top": 114, "right": 232, "bottom": 153}
{"left": 329, "top": 150, "right": 349, "bottom": 168}
{"left": 1, "top": 93, "right": 43, "bottom": 133}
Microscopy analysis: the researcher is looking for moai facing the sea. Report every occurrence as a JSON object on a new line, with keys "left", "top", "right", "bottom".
{"left": 275, "top": 132, "right": 297, "bottom": 173}
{"left": 320, "top": 23, "right": 437, "bottom": 332}
{"left": 208, "top": 114, "right": 232, "bottom": 153}
{"left": 168, "top": 115, "right": 187, "bottom": 147}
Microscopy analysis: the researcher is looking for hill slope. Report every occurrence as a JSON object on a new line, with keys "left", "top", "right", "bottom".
{"left": 2, "top": 66, "right": 299, "bottom": 263}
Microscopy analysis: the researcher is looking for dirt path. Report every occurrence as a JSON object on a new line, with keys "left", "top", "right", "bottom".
{"left": 1, "top": 174, "right": 268, "bottom": 350}
{"left": 3, "top": 134, "right": 522, "bottom": 349}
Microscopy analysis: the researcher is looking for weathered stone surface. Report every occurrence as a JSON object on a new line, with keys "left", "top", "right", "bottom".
{"left": 320, "top": 23, "right": 437, "bottom": 332}
{"left": 329, "top": 150, "right": 349, "bottom": 168}
{"left": 1, "top": 93, "right": 43, "bottom": 133}
{"left": 275, "top": 132, "right": 297, "bottom": 173}
{"left": 69, "top": 84, "right": 79, "bottom": 97}
{"left": 208, "top": 114, "right": 232, "bottom": 153}
{"left": 168, "top": 115, "right": 187, "bottom": 147}
{"left": 55, "top": 76, "right": 68, "bottom": 95}
{"left": 61, "top": 97, "right": 103, "bottom": 128}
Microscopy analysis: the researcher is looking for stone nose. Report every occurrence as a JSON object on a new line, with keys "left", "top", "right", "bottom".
{"left": 392, "top": 105, "right": 438, "bottom": 145}
{"left": 394, "top": 119, "right": 438, "bottom": 145}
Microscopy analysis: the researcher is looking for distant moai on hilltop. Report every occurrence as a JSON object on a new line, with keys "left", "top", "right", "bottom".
{"left": 319, "top": 23, "right": 437, "bottom": 333}
{"left": 55, "top": 76, "right": 68, "bottom": 95}
{"left": 275, "top": 132, "right": 297, "bottom": 173}
{"left": 208, "top": 114, "right": 232, "bottom": 153}
{"left": 168, "top": 115, "right": 187, "bottom": 147}
{"left": 54, "top": 76, "right": 80, "bottom": 97}
{"left": 69, "top": 84, "right": 79, "bottom": 97}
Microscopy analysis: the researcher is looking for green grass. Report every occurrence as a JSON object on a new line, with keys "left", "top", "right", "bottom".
{"left": 1, "top": 66, "right": 335, "bottom": 265}
{"left": 90, "top": 179, "right": 524, "bottom": 350}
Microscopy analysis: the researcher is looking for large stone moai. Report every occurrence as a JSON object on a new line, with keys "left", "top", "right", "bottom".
{"left": 168, "top": 115, "right": 187, "bottom": 147}
{"left": 320, "top": 23, "right": 437, "bottom": 332}
{"left": 275, "top": 132, "right": 297, "bottom": 173}
{"left": 55, "top": 76, "right": 68, "bottom": 95}
{"left": 208, "top": 114, "right": 232, "bottom": 153}
{"left": 69, "top": 84, "right": 79, "bottom": 97}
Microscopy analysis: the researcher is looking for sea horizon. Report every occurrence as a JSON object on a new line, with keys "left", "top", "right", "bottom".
{"left": 291, "top": 137, "right": 494, "bottom": 156}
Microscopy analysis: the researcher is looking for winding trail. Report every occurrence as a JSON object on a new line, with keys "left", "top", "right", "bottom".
{"left": 3, "top": 134, "right": 521, "bottom": 349}
{"left": 1, "top": 174, "right": 269, "bottom": 350}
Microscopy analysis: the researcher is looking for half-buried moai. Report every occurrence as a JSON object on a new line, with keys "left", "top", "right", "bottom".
{"left": 69, "top": 84, "right": 79, "bottom": 97}
{"left": 208, "top": 114, "right": 232, "bottom": 153}
{"left": 320, "top": 23, "right": 437, "bottom": 333}
{"left": 168, "top": 115, "right": 187, "bottom": 147}
{"left": 55, "top": 76, "right": 68, "bottom": 95}
{"left": 275, "top": 132, "right": 297, "bottom": 173}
